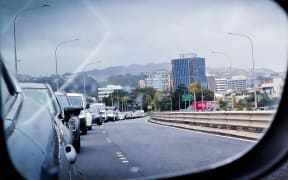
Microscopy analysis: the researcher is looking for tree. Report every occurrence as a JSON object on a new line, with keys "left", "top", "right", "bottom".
{"left": 219, "top": 99, "right": 228, "bottom": 110}
{"left": 189, "top": 82, "right": 199, "bottom": 104}
{"left": 158, "top": 96, "right": 172, "bottom": 111}
{"left": 258, "top": 93, "right": 278, "bottom": 107}
{"left": 151, "top": 91, "right": 161, "bottom": 111}
{"left": 103, "top": 89, "right": 129, "bottom": 108}
{"left": 131, "top": 87, "right": 157, "bottom": 111}
{"left": 172, "top": 84, "right": 188, "bottom": 110}
{"left": 188, "top": 82, "right": 214, "bottom": 101}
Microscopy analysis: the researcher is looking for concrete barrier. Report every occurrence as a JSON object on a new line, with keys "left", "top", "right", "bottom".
{"left": 150, "top": 111, "right": 275, "bottom": 140}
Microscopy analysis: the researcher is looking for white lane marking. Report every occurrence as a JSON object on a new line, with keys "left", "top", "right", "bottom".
{"left": 145, "top": 119, "right": 256, "bottom": 143}
{"left": 115, "top": 152, "right": 129, "bottom": 163}
{"left": 102, "top": 130, "right": 106, "bottom": 134}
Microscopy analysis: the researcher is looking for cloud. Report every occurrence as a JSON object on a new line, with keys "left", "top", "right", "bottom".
{"left": 1, "top": 0, "right": 287, "bottom": 75}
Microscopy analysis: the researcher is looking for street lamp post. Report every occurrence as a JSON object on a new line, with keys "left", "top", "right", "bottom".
{"left": 201, "top": 84, "right": 204, "bottom": 111}
{"left": 54, "top": 38, "right": 79, "bottom": 91}
{"left": 211, "top": 51, "right": 232, "bottom": 80}
{"left": 211, "top": 51, "right": 233, "bottom": 109}
{"left": 228, "top": 32, "right": 257, "bottom": 109}
{"left": 178, "top": 94, "right": 181, "bottom": 111}
{"left": 170, "top": 92, "right": 173, "bottom": 112}
{"left": 13, "top": 4, "right": 49, "bottom": 75}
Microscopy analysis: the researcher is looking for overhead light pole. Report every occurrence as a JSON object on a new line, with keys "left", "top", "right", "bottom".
{"left": 211, "top": 51, "right": 232, "bottom": 80}
{"left": 54, "top": 38, "right": 79, "bottom": 91}
{"left": 211, "top": 51, "right": 233, "bottom": 109}
{"left": 13, "top": 4, "right": 50, "bottom": 76}
{"left": 228, "top": 32, "right": 257, "bottom": 109}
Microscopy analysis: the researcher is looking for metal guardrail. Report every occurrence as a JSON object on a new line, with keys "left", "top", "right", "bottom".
{"left": 149, "top": 111, "right": 275, "bottom": 140}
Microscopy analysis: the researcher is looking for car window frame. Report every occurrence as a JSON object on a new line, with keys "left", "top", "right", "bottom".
{"left": 0, "top": 58, "right": 25, "bottom": 179}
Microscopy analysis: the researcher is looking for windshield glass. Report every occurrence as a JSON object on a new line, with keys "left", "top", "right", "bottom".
{"left": 56, "top": 95, "right": 70, "bottom": 109}
{"left": 22, "top": 88, "right": 55, "bottom": 115}
{"left": 68, "top": 96, "right": 83, "bottom": 107}
{"left": 90, "top": 104, "right": 105, "bottom": 112}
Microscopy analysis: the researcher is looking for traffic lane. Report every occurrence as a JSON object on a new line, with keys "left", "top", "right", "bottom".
{"left": 104, "top": 117, "right": 254, "bottom": 177}
{"left": 75, "top": 125, "right": 143, "bottom": 180}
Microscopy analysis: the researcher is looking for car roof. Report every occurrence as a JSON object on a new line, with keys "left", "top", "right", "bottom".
{"left": 54, "top": 91, "right": 66, "bottom": 96}
{"left": 19, "top": 82, "right": 48, "bottom": 89}
{"left": 66, "top": 93, "right": 83, "bottom": 97}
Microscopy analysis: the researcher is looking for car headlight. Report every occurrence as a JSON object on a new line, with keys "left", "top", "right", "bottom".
{"left": 68, "top": 118, "right": 77, "bottom": 131}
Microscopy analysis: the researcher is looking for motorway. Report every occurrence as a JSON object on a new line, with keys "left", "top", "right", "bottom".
{"left": 75, "top": 117, "right": 254, "bottom": 180}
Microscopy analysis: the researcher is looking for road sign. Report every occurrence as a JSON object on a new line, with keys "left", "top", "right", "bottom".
{"left": 181, "top": 94, "right": 193, "bottom": 102}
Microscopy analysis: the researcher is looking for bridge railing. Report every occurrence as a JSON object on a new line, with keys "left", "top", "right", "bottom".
{"left": 150, "top": 111, "right": 275, "bottom": 140}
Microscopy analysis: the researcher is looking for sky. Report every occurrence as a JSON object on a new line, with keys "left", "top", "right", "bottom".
{"left": 0, "top": 0, "right": 287, "bottom": 76}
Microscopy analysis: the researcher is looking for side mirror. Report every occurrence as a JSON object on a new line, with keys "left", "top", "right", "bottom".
{"left": 64, "top": 106, "right": 83, "bottom": 117}
{"left": 64, "top": 144, "right": 77, "bottom": 164}
{"left": 85, "top": 103, "right": 90, "bottom": 109}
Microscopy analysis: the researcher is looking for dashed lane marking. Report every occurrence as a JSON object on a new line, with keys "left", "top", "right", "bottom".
{"left": 115, "top": 152, "right": 129, "bottom": 164}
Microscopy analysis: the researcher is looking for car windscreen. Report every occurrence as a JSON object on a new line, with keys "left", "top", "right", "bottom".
{"left": 22, "top": 88, "right": 56, "bottom": 115}
{"left": 90, "top": 104, "right": 105, "bottom": 112}
{"left": 56, "top": 95, "right": 70, "bottom": 109}
{"left": 68, "top": 96, "right": 83, "bottom": 107}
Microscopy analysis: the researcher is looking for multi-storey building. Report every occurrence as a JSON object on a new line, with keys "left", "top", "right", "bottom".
{"left": 227, "top": 76, "right": 248, "bottom": 91}
{"left": 97, "top": 85, "right": 123, "bottom": 100}
{"left": 171, "top": 54, "right": 206, "bottom": 89}
{"left": 144, "top": 71, "right": 170, "bottom": 92}
{"left": 215, "top": 78, "right": 228, "bottom": 93}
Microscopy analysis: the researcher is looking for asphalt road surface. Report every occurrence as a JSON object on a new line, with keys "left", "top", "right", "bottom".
{"left": 75, "top": 117, "right": 254, "bottom": 180}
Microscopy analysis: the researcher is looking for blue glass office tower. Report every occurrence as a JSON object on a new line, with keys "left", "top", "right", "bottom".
{"left": 172, "top": 57, "right": 206, "bottom": 90}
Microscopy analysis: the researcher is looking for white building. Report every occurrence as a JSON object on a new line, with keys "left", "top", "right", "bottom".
{"left": 215, "top": 78, "right": 227, "bottom": 93}
{"left": 260, "top": 78, "right": 284, "bottom": 98}
{"left": 144, "top": 71, "right": 170, "bottom": 92}
{"left": 227, "top": 76, "right": 248, "bottom": 91}
{"left": 98, "top": 85, "right": 123, "bottom": 100}
{"left": 138, "top": 80, "right": 145, "bottom": 88}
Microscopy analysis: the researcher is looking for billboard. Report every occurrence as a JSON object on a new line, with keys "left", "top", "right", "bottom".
{"left": 193, "top": 101, "right": 220, "bottom": 111}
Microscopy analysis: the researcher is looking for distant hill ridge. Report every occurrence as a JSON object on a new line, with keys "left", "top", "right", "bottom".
{"left": 86, "top": 63, "right": 171, "bottom": 81}
{"left": 18, "top": 62, "right": 280, "bottom": 82}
